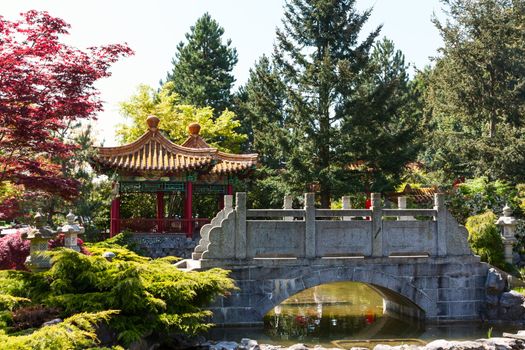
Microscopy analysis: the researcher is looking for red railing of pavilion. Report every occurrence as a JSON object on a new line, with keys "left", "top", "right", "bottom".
{"left": 114, "top": 218, "right": 210, "bottom": 237}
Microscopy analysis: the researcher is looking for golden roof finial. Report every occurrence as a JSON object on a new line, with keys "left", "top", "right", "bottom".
{"left": 188, "top": 122, "right": 201, "bottom": 136}
{"left": 146, "top": 115, "right": 160, "bottom": 131}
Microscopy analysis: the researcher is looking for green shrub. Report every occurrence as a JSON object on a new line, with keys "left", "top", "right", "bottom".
{"left": 446, "top": 177, "right": 521, "bottom": 224}
{"left": 0, "top": 310, "right": 117, "bottom": 349}
{"left": 0, "top": 243, "right": 235, "bottom": 347}
{"left": 465, "top": 211, "right": 506, "bottom": 269}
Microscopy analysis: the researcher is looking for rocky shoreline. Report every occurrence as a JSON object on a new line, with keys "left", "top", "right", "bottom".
{"left": 202, "top": 332, "right": 525, "bottom": 350}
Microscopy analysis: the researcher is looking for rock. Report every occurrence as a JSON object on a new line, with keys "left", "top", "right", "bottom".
{"left": 500, "top": 291, "right": 525, "bottom": 308}
{"left": 481, "top": 337, "right": 524, "bottom": 350}
{"left": 41, "top": 318, "right": 62, "bottom": 327}
{"left": 259, "top": 345, "right": 283, "bottom": 350}
{"left": 287, "top": 344, "right": 309, "bottom": 350}
{"left": 373, "top": 345, "right": 416, "bottom": 350}
{"left": 500, "top": 305, "right": 525, "bottom": 321}
{"left": 240, "top": 338, "right": 260, "bottom": 350}
{"left": 425, "top": 339, "right": 485, "bottom": 350}
{"left": 210, "top": 341, "right": 240, "bottom": 350}
{"left": 486, "top": 306, "right": 499, "bottom": 320}
{"left": 486, "top": 268, "right": 506, "bottom": 295}
{"left": 486, "top": 293, "right": 500, "bottom": 306}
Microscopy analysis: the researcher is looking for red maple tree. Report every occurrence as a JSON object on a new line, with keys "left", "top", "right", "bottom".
{"left": 0, "top": 11, "right": 132, "bottom": 216}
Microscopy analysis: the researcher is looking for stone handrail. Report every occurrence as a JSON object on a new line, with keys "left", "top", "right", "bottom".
{"left": 197, "top": 192, "right": 473, "bottom": 262}
{"left": 247, "top": 209, "right": 306, "bottom": 218}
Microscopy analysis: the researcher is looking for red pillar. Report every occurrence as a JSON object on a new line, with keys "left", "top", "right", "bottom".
{"left": 110, "top": 197, "right": 120, "bottom": 237}
{"left": 227, "top": 184, "right": 233, "bottom": 195}
{"left": 156, "top": 192, "right": 164, "bottom": 233}
{"left": 185, "top": 181, "right": 193, "bottom": 237}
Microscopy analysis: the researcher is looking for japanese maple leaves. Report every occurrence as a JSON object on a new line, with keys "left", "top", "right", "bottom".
{"left": 0, "top": 11, "right": 132, "bottom": 205}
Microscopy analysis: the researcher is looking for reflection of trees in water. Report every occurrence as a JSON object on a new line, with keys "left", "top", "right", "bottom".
{"left": 264, "top": 281, "right": 424, "bottom": 342}
{"left": 264, "top": 313, "right": 424, "bottom": 341}
{"left": 281, "top": 282, "right": 383, "bottom": 311}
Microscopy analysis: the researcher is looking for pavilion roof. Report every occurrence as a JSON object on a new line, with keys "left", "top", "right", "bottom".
{"left": 93, "top": 116, "right": 258, "bottom": 176}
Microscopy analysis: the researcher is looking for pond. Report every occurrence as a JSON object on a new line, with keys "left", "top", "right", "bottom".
{"left": 207, "top": 282, "right": 521, "bottom": 348}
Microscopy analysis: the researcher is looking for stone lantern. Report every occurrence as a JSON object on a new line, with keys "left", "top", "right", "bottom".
{"left": 59, "top": 210, "right": 85, "bottom": 252}
{"left": 24, "top": 210, "right": 55, "bottom": 271}
{"left": 495, "top": 205, "right": 518, "bottom": 264}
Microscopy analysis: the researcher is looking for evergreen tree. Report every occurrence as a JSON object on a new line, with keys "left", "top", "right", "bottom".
{"left": 235, "top": 56, "right": 296, "bottom": 207}
{"left": 165, "top": 13, "right": 238, "bottom": 115}
{"left": 273, "top": 0, "right": 417, "bottom": 207}
{"left": 425, "top": 0, "right": 525, "bottom": 182}
{"left": 339, "top": 38, "right": 420, "bottom": 193}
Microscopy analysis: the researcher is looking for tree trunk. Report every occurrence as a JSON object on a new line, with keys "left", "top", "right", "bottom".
{"left": 489, "top": 114, "right": 496, "bottom": 138}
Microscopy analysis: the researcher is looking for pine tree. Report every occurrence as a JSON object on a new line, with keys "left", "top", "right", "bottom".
{"left": 425, "top": 0, "right": 525, "bottom": 182}
{"left": 339, "top": 38, "right": 420, "bottom": 192}
{"left": 274, "top": 0, "right": 381, "bottom": 207}
{"left": 165, "top": 13, "right": 238, "bottom": 115}
{"left": 273, "top": 1, "right": 416, "bottom": 206}
{"left": 235, "top": 56, "right": 296, "bottom": 207}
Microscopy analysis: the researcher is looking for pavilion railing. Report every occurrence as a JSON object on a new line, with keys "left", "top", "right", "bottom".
{"left": 116, "top": 218, "right": 210, "bottom": 236}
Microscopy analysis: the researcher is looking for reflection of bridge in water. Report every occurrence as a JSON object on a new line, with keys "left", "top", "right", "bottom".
{"left": 177, "top": 192, "right": 489, "bottom": 325}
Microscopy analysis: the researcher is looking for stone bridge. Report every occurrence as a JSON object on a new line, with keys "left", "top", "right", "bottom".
{"left": 177, "top": 192, "right": 490, "bottom": 325}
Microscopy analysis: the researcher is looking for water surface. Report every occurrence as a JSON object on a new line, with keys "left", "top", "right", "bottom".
{"left": 208, "top": 282, "right": 521, "bottom": 347}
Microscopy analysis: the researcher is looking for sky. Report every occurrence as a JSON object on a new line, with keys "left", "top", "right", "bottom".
{"left": 2, "top": 0, "right": 446, "bottom": 146}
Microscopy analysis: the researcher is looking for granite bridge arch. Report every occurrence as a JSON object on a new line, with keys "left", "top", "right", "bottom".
{"left": 177, "top": 192, "right": 489, "bottom": 325}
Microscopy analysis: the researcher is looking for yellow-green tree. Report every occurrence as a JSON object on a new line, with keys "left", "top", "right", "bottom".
{"left": 118, "top": 82, "right": 246, "bottom": 152}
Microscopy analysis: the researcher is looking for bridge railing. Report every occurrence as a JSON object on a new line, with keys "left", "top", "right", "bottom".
{"left": 198, "top": 192, "right": 473, "bottom": 261}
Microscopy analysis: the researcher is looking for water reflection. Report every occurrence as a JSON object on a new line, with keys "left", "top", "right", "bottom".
{"left": 208, "top": 282, "right": 520, "bottom": 347}
{"left": 263, "top": 282, "right": 423, "bottom": 343}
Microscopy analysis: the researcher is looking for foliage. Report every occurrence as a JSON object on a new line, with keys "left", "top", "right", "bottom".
{"left": 164, "top": 12, "right": 238, "bottom": 115}
{"left": 446, "top": 177, "right": 520, "bottom": 224}
{"left": 0, "top": 310, "right": 118, "bottom": 350}
{"left": 465, "top": 211, "right": 506, "bottom": 269}
{"left": 423, "top": 0, "right": 525, "bottom": 181}
{"left": 0, "top": 244, "right": 235, "bottom": 347}
{"left": 271, "top": 0, "right": 379, "bottom": 207}
{"left": 262, "top": 0, "right": 419, "bottom": 207}
{"left": 0, "top": 295, "right": 30, "bottom": 311}
{"left": 85, "top": 233, "right": 150, "bottom": 263}
{"left": 0, "top": 182, "right": 23, "bottom": 220}
{"left": 0, "top": 232, "right": 89, "bottom": 272}
{"left": 0, "top": 234, "right": 30, "bottom": 271}
{"left": 0, "top": 10, "right": 132, "bottom": 201}
{"left": 117, "top": 83, "right": 246, "bottom": 153}
{"left": 339, "top": 37, "right": 421, "bottom": 193}
{"left": 234, "top": 56, "right": 295, "bottom": 207}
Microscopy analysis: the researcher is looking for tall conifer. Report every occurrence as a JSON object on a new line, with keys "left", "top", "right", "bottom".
{"left": 425, "top": 0, "right": 525, "bottom": 181}
{"left": 165, "top": 13, "right": 238, "bottom": 115}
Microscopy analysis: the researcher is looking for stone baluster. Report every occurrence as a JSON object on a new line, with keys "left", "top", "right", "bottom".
{"left": 283, "top": 195, "right": 293, "bottom": 221}
{"left": 433, "top": 193, "right": 447, "bottom": 256}
{"left": 304, "top": 193, "right": 316, "bottom": 259}
{"left": 496, "top": 205, "right": 518, "bottom": 264}
{"left": 371, "top": 193, "right": 383, "bottom": 257}
{"left": 342, "top": 196, "right": 352, "bottom": 221}
{"left": 224, "top": 195, "right": 234, "bottom": 214}
{"left": 397, "top": 196, "right": 415, "bottom": 221}
{"left": 235, "top": 192, "right": 247, "bottom": 260}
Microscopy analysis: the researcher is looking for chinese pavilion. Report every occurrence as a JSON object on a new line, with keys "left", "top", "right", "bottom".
{"left": 92, "top": 115, "right": 257, "bottom": 237}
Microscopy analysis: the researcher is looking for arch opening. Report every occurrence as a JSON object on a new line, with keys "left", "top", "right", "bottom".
{"left": 263, "top": 281, "right": 425, "bottom": 342}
